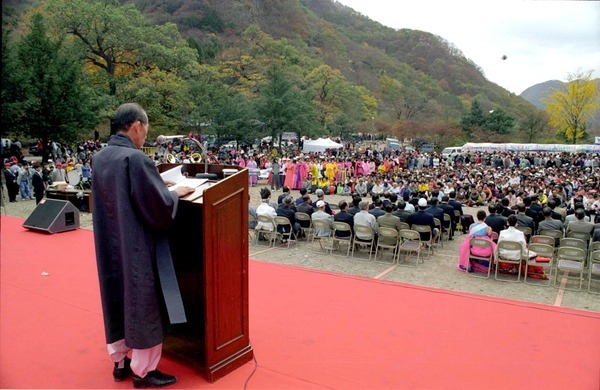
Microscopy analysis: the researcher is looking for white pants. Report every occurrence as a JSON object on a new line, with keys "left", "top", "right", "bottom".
{"left": 107, "top": 339, "right": 162, "bottom": 378}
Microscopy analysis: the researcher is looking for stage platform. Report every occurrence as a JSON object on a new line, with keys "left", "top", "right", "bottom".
{"left": 1, "top": 215, "right": 599, "bottom": 389}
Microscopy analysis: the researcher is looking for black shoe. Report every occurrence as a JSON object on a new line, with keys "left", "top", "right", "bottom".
{"left": 132, "top": 370, "right": 177, "bottom": 388}
{"left": 113, "top": 357, "right": 131, "bottom": 382}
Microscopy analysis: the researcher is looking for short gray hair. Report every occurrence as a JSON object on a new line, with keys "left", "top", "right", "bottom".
{"left": 111, "top": 103, "right": 148, "bottom": 134}
{"left": 359, "top": 200, "right": 369, "bottom": 210}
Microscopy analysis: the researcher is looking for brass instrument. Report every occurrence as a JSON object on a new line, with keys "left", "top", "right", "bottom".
{"left": 157, "top": 135, "right": 209, "bottom": 174}
{"left": 190, "top": 152, "right": 202, "bottom": 163}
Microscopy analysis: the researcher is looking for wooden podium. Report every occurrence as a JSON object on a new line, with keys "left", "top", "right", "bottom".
{"left": 157, "top": 163, "right": 253, "bottom": 382}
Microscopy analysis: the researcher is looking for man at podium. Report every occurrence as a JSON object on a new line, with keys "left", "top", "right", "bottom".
{"left": 92, "top": 103, "right": 194, "bottom": 388}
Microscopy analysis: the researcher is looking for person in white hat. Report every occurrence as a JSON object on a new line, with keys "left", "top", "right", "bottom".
{"left": 407, "top": 197, "right": 439, "bottom": 243}
{"left": 311, "top": 200, "right": 333, "bottom": 237}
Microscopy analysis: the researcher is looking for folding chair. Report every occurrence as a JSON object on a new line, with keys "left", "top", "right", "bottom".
{"left": 352, "top": 224, "right": 375, "bottom": 261}
{"left": 530, "top": 235, "right": 555, "bottom": 247}
{"left": 559, "top": 237, "right": 587, "bottom": 255}
{"left": 554, "top": 246, "right": 586, "bottom": 291}
{"left": 467, "top": 238, "right": 494, "bottom": 278}
{"left": 525, "top": 243, "right": 553, "bottom": 286}
{"left": 412, "top": 224, "right": 434, "bottom": 256}
{"left": 443, "top": 213, "right": 453, "bottom": 240}
{"left": 310, "top": 219, "right": 332, "bottom": 252}
{"left": 274, "top": 216, "right": 298, "bottom": 248}
{"left": 454, "top": 210, "right": 463, "bottom": 233}
{"left": 495, "top": 240, "right": 524, "bottom": 282}
{"left": 295, "top": 212, "right": 313, "bottom": 240}
{"left": 374, "top": 227, "right": 399, "bottom": 264}
{"left": 399, "top": 221, "right": 410, "bottom": 231}
{"left": 255, "top": 214, "right": 276, "bottom": 246}
{"left": 539, "top": 229, "right": 563, "bottom": 250}
{"left": 433, "top": 218, "right": 444, "bottom": 248}
{"left": 331, "top": 221, "right": 352, "bottom": 257}
{"left": 397, "top": 229, "right": 422, "bottom": 267}
{"left": 516, "top": 226, "right": 532, "bottom": 243}
{"left": 588, "top": 250, "right": 600, "bottom": 294}
{"left": 566, "top": 231, "right": 591, "bottom": 245}
{"left": 248, "top": 213, "right": 257, "bottom": 242}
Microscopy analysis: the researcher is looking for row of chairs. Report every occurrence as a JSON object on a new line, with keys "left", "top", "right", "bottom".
{"left": 467, "top": 234, "right": 600, "bottom": 292}
{"left": 250, "top": 212, "right": 440, "bottom": 266}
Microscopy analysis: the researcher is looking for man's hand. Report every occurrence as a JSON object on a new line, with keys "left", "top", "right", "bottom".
{"left": 175, "top": 186, "right": 195, "bottom": 198}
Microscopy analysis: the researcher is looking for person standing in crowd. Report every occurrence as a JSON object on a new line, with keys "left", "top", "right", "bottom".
{"left": 31, "top": 163, "right": 45, "bottom": 204}
{"left": 3, "top": 162, "right": 19, "bottom": 202}
{"left": 270, "top": 158, "right": 281, "bottom": 191}
{"left": 17, "top": 163, "right": 33, "bottom": 200}
{"left": 92, "top": 103, "right": 194, "bottom": 388}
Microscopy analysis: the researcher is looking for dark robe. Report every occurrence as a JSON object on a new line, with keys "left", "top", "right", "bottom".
{"left": 92, "top": 134, "right": 182, "bottom": 349}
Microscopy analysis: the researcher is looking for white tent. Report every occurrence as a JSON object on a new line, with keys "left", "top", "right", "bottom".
{"left": 302, "top": 138, "right": 343, "bottom": 153}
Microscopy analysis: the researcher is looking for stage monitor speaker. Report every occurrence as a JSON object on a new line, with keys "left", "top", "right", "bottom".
{"left": 22, "top": 199, "right": 80, "bottom": 233}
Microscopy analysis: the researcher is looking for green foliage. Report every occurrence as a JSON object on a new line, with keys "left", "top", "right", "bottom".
{"left": 3, "top": 14, "right": 98, "bottom": 160}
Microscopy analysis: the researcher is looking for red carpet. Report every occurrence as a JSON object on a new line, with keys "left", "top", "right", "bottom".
{"left": 1, "top": 215, "right": 599, "bottom": 389}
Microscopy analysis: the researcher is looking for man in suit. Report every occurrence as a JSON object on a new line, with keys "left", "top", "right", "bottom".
{"left": 377, "top": 204, "right": 403, "bottom": 246}
{"left": 448, "top": 191, "right": 469, "bottom": 233}
{"left": 277, "top": 196, "right": 300, "bottom": 238}
{"left": 393, "top": 200, "right": 412, "bottom": 223}
{"left": 566, "top": 208, "right": 596, "bottom": 235}
{"left": 348, "top": 195, "right": 363, "bottom": 216}
{"left": 297, "top": 194, "right": 314, "bottom": 221}
{"left": 425, "top": 197, "right": 445, "bottom": 235}
{"left": 537, "top": 207, "right": 564, "bottom": 234}
{"left": 31, "top": 163, "right": 46, "bottom": 204}
{"left": 439, "top": 195, "right": 456, "bottom": 239}
{"left": 499, "top": 197, "right": 515, "bottom": 217}
{"left": 525, "top": 195, "right": 543, "bottom": 231}
{"left": 515, "top": 203, "right": 535, "bottom": 232}
{"left": 408, "top": 198, "right": 439, "bottom": 243}
{"left": 484, "top": 203, "right": 507, "bottom": 236}
{"left": 334, "top": 200, "right": 354, "bottom": 238}
{"left": 369, "top": 199, "right": 386, "bottom": 218}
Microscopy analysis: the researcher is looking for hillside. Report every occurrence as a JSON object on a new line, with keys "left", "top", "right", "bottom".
{"left": 5, "top": 0, "right": 549, "bottom": 143}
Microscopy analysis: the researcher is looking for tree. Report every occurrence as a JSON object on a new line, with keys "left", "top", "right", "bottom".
{"left": 482, "top": 108, "right": 515, "bottom": 135}
{"left": 543, "top": 70, "right": 600, "bottom": 144}
{"left": 256, "top": 65, "right": 318, "bottom": 147}
{"left": 460, "top": 99, "right": 485, "bottom": 138}
{"left": 5, "top": 13, "right": 98, "bottom": 162}
{"left": 45, "top": 0, "right": 197, "bottom": 96}
{"left": 520, "top": 111, "right": 550, "bottom": 143}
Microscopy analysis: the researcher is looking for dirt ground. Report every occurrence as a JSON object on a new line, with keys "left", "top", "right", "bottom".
{"left": 2, "top": 178, "right": 598, "bottom": 313}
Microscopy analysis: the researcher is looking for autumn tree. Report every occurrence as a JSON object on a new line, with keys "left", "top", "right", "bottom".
{"left": 3, "top": 14, "right": 98, "bottom": 162}
{"left": 543, "top": 70, "right": 600, "bottom": 144}
{"left": 45, "top": 0, "right": 197, "bottom": 96}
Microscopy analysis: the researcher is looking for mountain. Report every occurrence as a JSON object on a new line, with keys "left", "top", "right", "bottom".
{"left": 5, "top": 0, "right": 544, "bottom": 142}
{"left": 520, "top": 80, "right": 565, "bottom": 110}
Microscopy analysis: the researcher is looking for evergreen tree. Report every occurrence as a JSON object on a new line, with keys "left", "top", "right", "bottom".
{"left": 8, "top": 13, "right": 98, "bottom": 161}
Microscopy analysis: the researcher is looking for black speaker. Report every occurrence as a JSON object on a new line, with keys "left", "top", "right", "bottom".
{"left": 22, "top": 199, "right": 80, "bottom": 233}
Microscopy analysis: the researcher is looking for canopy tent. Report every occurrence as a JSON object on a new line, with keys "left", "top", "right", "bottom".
{"left": 302, "top": 138, "right": 343, "bottom": 153}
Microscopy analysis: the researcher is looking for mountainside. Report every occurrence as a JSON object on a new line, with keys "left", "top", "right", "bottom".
{"left": 123, "top": 0, "right": 536, "bottom": 118}
{"left": 521, "top": 79, "right": 600, "bottom": 126}
{"left": 7, "top": 0, "right": 572, "bottom": 143}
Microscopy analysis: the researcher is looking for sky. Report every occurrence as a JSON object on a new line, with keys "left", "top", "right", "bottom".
{"left": 335, "top": 0, "right": 600, "bottom": 95}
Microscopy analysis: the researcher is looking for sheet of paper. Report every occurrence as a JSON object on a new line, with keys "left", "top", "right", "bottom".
{"left": 160, "top": 165, "right": 208, "bottom": 190}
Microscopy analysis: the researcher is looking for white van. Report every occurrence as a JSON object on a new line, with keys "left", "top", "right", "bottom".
{"left": 441, "top": 146, "right": 462, "bottom": 158}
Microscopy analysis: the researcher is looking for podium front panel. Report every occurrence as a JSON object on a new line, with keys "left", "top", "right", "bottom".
{"left": 162, "top": 165, "right": 252, "bottom": 382}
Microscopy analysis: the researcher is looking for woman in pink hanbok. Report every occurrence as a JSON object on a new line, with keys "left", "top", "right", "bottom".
{"left": 294, "top": 159, "right": 308, "bottom": 190}
{"left": 284, "top": 159, "right": 295, "bottom": 188}
{"left": 457, "top": 210, "right": 496, "bottom": 273}
{"left": 246, "top": 157, "right": 258, "bottom": 187}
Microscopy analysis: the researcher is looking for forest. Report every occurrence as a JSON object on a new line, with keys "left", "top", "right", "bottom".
{"left": 2, "top": 0, "right": 594, "bottom": 152}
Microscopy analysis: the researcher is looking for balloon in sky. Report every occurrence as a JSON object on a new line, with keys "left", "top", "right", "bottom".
{"left": 501, "top": 55, "right": 508, "bottom": 60}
